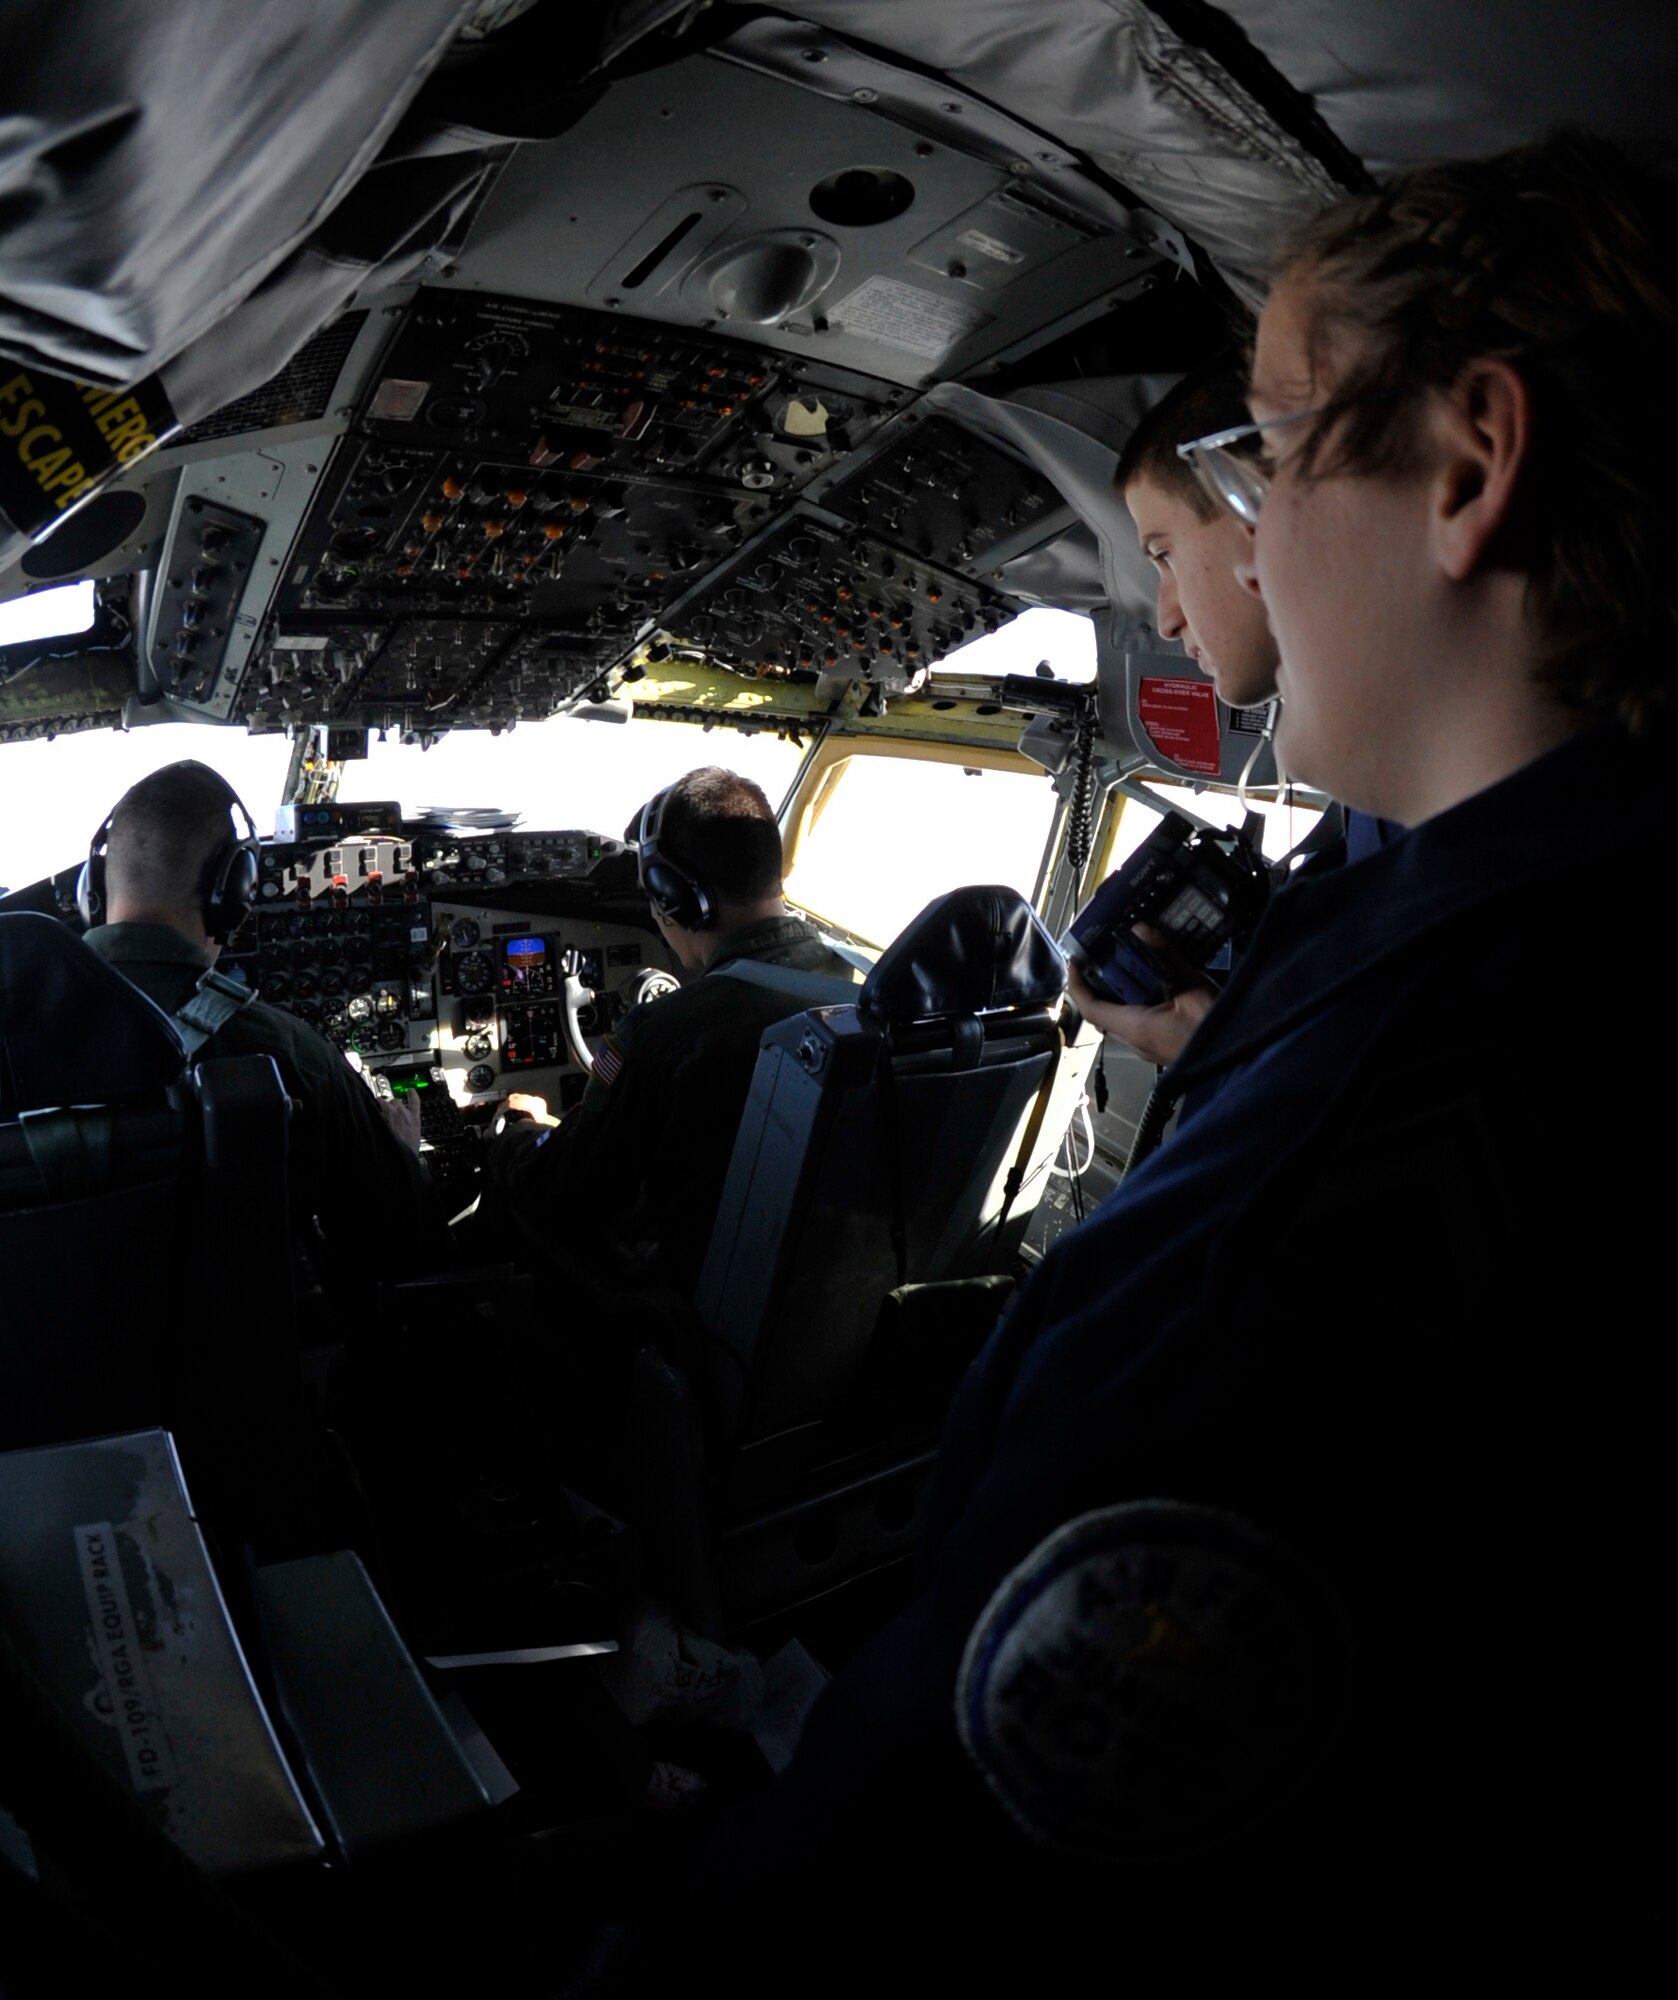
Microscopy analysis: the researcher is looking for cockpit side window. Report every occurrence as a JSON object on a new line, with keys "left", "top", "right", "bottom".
{"left": 782, "top": 745, "right": 1060, "bottom": 949}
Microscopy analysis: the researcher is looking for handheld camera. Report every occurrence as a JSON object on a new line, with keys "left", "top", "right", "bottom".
{"left": 1062, "top": 809, "right": 1270, "bottom": 1008}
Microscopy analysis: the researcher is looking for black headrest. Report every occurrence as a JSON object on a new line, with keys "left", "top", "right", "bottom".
{"left": 860, "top": 886, "right": 1066, "bottom": 1024}
{"left": 0, "top": 914, "right": 186, "bottom": 1114}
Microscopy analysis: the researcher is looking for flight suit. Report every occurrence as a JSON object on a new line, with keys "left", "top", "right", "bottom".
{"left": 487, "top": 914, "right": 857, "bottom": 1295}
{"left": 683, "top": 725, "right": 1669, "bottom": 1986}
{"left": 82, "top": 919, "right": 450, "bottom": 1267}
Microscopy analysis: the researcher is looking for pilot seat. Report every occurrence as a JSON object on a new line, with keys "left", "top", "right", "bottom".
{"left": 0, "top": 910, "right": 309, "bottom": 1549}
{"left": 635, "top": 884, "right": 1099, "bottom": 1636}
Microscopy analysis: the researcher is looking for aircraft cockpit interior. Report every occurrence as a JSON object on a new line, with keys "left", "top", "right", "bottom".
{"left": 2, "top": 1, "right": 1672, "bottom": 1986}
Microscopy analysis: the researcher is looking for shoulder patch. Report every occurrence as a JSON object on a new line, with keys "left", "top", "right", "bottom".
{"left": 956, "top": 1500, "right": 1347, "bottom": 1863}
{"left": 592, "top": 1037, "right": 625, "bottom": 1088}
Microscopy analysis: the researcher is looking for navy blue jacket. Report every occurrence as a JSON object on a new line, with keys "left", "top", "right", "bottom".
{"left": 690, "top": 727, "right": 1666, "bottom": 1982}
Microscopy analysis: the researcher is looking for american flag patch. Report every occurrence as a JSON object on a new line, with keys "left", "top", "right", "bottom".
{"left": 593, "top": 1038, "right": 625, "bottom": 1088}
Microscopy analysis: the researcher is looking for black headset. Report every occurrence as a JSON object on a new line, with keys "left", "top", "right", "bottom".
{"left": 634, "top": 786, "right": 716, "bottom": 932}
{"left": 78, "top": 770, "right": 262, "bottom": 944}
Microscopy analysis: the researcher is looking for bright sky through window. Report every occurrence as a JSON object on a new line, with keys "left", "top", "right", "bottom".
{"left": 0, "top": 582, "right": 96, "bottom": 646}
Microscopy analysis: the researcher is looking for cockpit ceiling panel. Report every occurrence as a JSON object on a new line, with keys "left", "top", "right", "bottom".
{"left": 448, "top": 53, "right": 1171, "bottom": 387}
{"left": 725, "top": 1, "right": 1356, "bottom": 306}
{"left": 752, "top": 2, "right": 1676, "bottom": 301}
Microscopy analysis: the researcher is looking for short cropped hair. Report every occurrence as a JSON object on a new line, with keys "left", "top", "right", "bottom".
{"left": 1115, "top": 360, "right": 1255, "bottom": 519}
{"left": 105, "top": 760, "right": 242, "bottom": 912}
{"left": 1272, "top": 130, "right": 1678, "bottom": 734}
{"left": 660, "top": 766, "right": 783, "bottom": 906}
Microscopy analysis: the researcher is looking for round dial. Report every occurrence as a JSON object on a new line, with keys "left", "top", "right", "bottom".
{"left": 373, "top": 984, "right": 402, "bottom": 1016}
{"left": 465, "top": 1063, "right": 497, "bottom": 1094}
{"left": 450, "top": 917, "right": 481, "bottom": 951}
{"left": 463, "top": 1032, "right": 492, "bottom": 1061}
{"left": 454, "top": 949, "right": 492, "bottom": 994}
{"left": 376, "top": 1019, "right": 407, "bottom": 1051}
{"left": 345, "top": 993, "right": 374, "bottom": 1022}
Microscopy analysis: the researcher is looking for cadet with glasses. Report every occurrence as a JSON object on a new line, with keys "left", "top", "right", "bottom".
{"left": 1084, "top": 361, "right": 1399, "bottom": 1067}
{"left": 673, "top": 133, "right": 1676, "bottom": 1985}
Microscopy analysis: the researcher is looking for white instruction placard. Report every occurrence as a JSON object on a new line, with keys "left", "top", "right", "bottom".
{"left": 830, "top": 276, "right": 989, "bottom": 358}
{"left": 75, "top": 1522, "right": 179, "bottom": 1793}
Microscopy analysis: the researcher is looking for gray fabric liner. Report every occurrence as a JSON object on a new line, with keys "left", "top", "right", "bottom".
{"left": 1209, "top": 0, "right": 1678, "bottom": 178}
{"left": 0, "top": 0, "right": 479, "bottom": 384}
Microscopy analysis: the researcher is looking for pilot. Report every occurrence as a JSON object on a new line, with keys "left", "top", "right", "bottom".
{"left": 79, "top": 758, "right": 450, "bottom": 1271}
{"left": 1083, "top": 358, "right": 1398, "bottom": 1068}
{"left": 485, "top": 764, "right": 856, "bottom": 1298}
{"left": 671, "top": 131, "right": 1676, "bottom": 1982}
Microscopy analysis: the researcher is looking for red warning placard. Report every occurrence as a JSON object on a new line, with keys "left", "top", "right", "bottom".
{"left": 1137, "top": 675, "right": 1222, "bottom": 776}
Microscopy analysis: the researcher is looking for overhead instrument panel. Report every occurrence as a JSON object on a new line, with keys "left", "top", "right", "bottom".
{"left": 660, "top": 510, "right": 1009, "bottom": 694}
{"left": 237, "top": 289, "right": 1074, "bottom": 732}
{"left": 815, "top": 414, "right": 1071, "bottom": 577}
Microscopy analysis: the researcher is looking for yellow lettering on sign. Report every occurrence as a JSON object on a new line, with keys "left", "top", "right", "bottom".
{"left": 4, "top": 371, "right": 162, "bottom": 516}
{"left": 18, "top": 424, "right": 63, "bottom": 466}
{"left": 96, "top": 397, "right": 142, "bottom": 440}
{"left": 2, "top": 392, "right": 45, "bottom": 439}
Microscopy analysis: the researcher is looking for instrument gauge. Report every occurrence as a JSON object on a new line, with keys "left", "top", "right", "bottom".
{"left": 450, "top": 918, "right": 481, "bottom": 951}
{"left": 453, "top": 949, "right": 493, "bottom": 994}
{"left": 463, "top": 1032, "right": 492, "bottom": 1061}
{"left": 345, "top": 994, "right": 374, "bottom": 1022}
{"left": 465, "top": 1064, "right": 497, "bottom": 1094}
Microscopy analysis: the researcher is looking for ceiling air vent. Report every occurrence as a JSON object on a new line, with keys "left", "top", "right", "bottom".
{"left": 177, "top": 312, "right": 368, "bottom": 445}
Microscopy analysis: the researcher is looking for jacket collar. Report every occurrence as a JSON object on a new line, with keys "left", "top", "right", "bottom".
{"left": 82, "top": 920, "right": 213, "bottom": 971}
{"left": 705, "top": 914, "right": 812, "bottom": 972}
{"left": 1170, "top": 726, "right": 1660, "bottom": 1094}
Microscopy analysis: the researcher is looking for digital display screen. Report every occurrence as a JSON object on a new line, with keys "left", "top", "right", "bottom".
{"left": 505, "top": 937, "right": 546, "bottom": 959}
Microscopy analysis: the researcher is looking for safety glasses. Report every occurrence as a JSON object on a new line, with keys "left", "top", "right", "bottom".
{"left": 1175, "top": 405, "right": 1329, "bottom": 526}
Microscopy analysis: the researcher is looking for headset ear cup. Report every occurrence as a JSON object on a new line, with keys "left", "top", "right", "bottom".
{"left": 78, "top": 815, "right": 112, "bottom": 927}
{"left": 226, "top": 841, "right": 259, "bottom": 934}
{"left": 203, "top": 839, "right": 259, "bottom": 942}
{"left": 644, "top": 859, "right": 699, "bottom": 930}
{"left": 76, "top": 857, "right": 101, "bottom": 926}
